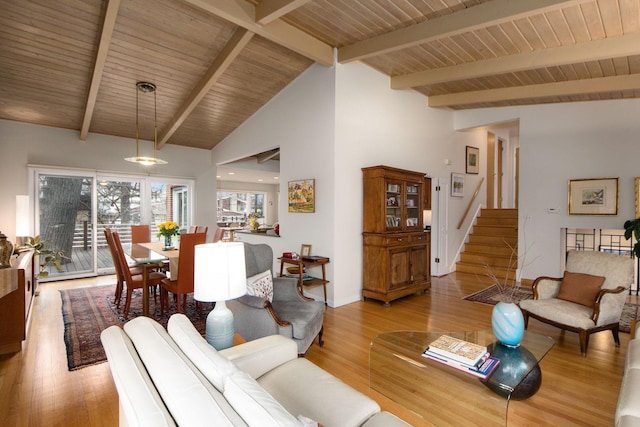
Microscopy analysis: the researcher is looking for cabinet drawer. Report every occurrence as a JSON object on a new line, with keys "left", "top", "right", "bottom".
{"left": 384, "top": 234, "right": 410, "bottom": 245}
{"left": 410, "top": 233, "right": 428, "bottom": 243}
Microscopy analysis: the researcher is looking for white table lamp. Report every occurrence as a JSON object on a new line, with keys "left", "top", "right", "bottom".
{"left": 194, "top": 242, "right": 246, "bottom": 349}
{"left": 15, "top": 195, "right": 30, "bottom": 246}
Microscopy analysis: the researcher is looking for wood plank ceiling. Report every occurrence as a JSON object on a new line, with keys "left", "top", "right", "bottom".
{"left": 1, "top": 0, "right": 639, "bottom": 152}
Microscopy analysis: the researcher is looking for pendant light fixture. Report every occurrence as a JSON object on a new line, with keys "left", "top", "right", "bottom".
{"left": 125, "top": 81, "right": 167, "bottom": 165}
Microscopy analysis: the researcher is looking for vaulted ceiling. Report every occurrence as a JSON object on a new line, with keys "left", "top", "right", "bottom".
{"left": 2, "top": 0, "right": 639, "bottom": 153}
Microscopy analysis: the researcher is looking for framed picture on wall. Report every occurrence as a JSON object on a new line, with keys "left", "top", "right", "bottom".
{"left": 451, "top": 173, "right": 464, "bottom": 197}
{"left": 288, "top": 179, "right": 315, "bottom": 213}
{"left": 568, "top": 177, "right": 619, "bottom": 215}
{"left": 466, "top": 146, "right": 479, "bottom": 174}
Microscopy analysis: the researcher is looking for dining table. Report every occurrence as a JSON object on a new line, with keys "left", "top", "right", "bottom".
{"left": 127, "top": 242, "right": 180, "bottom": 316}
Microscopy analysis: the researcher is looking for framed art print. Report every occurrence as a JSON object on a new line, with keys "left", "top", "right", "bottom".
{"left": 466, "top": 146, "right": 479, "bottom": 174}
{"left": 288, "top": 179, "right": 315, "bottom": 213}
{"left": 451, "top": 173, "right": 464, "bottom": 197}
{"left": 568, "top": 177, "right": 618, "bottom": 215}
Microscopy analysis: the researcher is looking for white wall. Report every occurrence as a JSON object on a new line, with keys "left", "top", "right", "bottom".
{"left": 0, "top": 119, "right": 213, "bottom": 241}
{"left": 455, "top": 99, "right": 640, "bottom": 279}
{"left": 213, "top": 60, "right": 482, "bottom": 306}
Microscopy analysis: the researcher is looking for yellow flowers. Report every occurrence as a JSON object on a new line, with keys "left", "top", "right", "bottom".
{"left": 157, "top": 221, "right": 180, "bottom": 237}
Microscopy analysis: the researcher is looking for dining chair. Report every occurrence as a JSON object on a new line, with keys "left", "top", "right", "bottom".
{"left": 212, "top": 227, "right": 225, "bottom": 243}
{"left": 195, "top": 225, "right": 208, "bottom": 238}
{"left": 112, "top": 231, "right": 167, "bottom": 318}
{"left": 159, "top": 232, "right": 207, "bottom": 314}
{"left": 188, "top": 226, "right": 197, "bottom": 233}
{"left": 104, "top": 228, "right": 143, "bottom": 307}
{"left": 131, "top": 224, "right": 151, "bottom": 244}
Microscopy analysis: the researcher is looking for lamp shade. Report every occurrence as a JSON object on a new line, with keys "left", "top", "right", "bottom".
{"left": 194, "top": 242, "right": 247, "bottom": 302}
{"left": 15, "top": 195, "right": 30, "bottom": 237}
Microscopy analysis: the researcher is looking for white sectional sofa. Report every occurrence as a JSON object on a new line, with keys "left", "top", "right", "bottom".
{"left": 617, "top": 322, "right": 640, "bottom": 426}
{"left": 101, "top": 314, "right": 411, "bottom": 427}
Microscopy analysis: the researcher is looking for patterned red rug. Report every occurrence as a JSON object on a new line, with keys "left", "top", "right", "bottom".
{"left": 463, "top": 284, "right": 638, "bottom": 333}
{"left": 60, "top": 285, "right": 213, "bottom": 370}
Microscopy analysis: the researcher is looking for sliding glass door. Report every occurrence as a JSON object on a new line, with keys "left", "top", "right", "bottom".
{"left": 32, "top": 168, "right": 194, "bottom": 280}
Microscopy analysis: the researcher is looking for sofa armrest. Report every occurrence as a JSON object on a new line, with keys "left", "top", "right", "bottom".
{"left": 273, "top": 276, "right": 306, "bottom": 301}
{"left": 532, "top": 276, "right": 562, "bottom": 299}
{"left": 219, "top": 335, "right": 298, "bottom": 380}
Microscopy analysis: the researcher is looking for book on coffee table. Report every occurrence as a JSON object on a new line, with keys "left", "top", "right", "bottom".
{"left": 422, "top": 350, "right": 500, "bottom": 380}
{"left": 426, "top": 335, "right": 488, "bottom": 367}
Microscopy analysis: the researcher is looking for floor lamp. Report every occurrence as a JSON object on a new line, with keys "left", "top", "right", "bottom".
{"left": 193, "top": 242, "right": 246, "bottom": 350}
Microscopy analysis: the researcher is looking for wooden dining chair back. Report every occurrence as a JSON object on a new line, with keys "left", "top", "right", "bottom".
{"left": 131, "top": 224, "right": 151, "bottom": 244}
{"left": 112, "top": 231, "right": 166, "bottom": 318}
{"left": 188, "top": 226, "right": 197, "bottom": 233}
{"left": 195, "top": 226, "right": 208, "bottom": 238}
{"left": 104, "top": 228, "right": 126, "bottom": 306}
{"left": 159, "top": 232, "right": 206, "bottom": 314}
{"left": 212, "top": 227, "right": 225, "bottom": 243}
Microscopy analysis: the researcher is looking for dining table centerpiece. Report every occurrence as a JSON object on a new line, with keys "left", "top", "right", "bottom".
{"left": 157, "top": 221, "right": 180, "bottom": 249}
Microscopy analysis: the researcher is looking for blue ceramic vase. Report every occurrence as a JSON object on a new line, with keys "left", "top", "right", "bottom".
{"left": 491, "top": 301, "right": 525, "bottom": 347}
{"left": 164, "top": 234, "right": 172, "bottom": 249}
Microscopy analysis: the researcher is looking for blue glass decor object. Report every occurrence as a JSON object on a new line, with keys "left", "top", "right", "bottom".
{"left": 164, "top": 234, "right": 172, "bottom": 250}
{"left": 484, "top": 342, "right": 541, "bottom": 400}
{"left": 491, "top": 301, "right": 525, "bottom": 347}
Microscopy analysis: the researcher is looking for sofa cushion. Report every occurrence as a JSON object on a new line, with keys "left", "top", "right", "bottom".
{"left": 257, "top": 357, "right": 381, "bottom": 427}
{"left": 100, "top": 326, "right": 176, "bottom": 426}
{"left": 167, "top": 314, "right": 239, "bottom": 391}
{"left": 271, "top": 300, "right": 325, "bottom": 341}
{"left": 556, "top": 271, "right": 605, "bottom": 307}
{"left": 247, "top": 270, "right": 274, "bottom": 302}
{"left": 224, "top": 370, "right": 303, "bottom": 426}
{"left": 617, "top": 368, "right": 640, "bottom": 424}
{"left": 123, "top": 317, "right": 247, "bottom": 426}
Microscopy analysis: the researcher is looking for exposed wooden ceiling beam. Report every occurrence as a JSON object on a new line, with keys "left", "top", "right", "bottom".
{"left": 256, "top": 148, "right": 279, "bottom": 163}
{"left": 428, "top": 74, "right": 640, "bottom": 108}
{"left": 80, "top": 0, "right": 120, "bottom": 140}
{"left": 338, "top": 0, "right": 589, "bottom": 64}
{"left": 182, "top": 0, "right": 333, "bottom": 66}
{"left": 392, "top": 33, "right": 640, "bottom": 89}
{"left": 256, "top": 0, "right": 311, "bottom": 25}
{"left": 158, "top": 29, "right": 254, "bottom": 148}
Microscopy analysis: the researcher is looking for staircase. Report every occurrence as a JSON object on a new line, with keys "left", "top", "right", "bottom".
{"left": 456, "top": 209, "right": 518, "bottom": 284}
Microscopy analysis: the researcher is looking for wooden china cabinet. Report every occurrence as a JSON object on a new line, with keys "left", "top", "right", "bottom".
{"left": 362, "top": 165, "right": 431, "bottom": 305}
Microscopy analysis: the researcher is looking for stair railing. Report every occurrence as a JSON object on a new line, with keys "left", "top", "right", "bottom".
{"left": 457, "top": 177, "right": 485, "bottom": 229}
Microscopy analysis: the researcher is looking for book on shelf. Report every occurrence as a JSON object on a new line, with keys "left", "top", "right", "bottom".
{"left": 427, "top": 335, "right": 488, "bottom": 366}
{"left": 422, "top": 351, "right": 500, "bottom": 380}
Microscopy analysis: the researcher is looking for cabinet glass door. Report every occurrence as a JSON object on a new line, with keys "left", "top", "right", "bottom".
{"left": 405, "top": 183, "right": 421, "bottom": 230}
{"left": 385, "top": 181, "right": 402, "bottom": 230}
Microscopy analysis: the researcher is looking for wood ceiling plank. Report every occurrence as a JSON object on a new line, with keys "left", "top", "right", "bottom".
{"left": 256, "top": 0, "right": 312, "bottom": 25}
{"left": 81, "top": 0, "right": 121, "bottom": 141}
{"left": 181, "top": 0, "right": 333, "bottom": 65}
{"left": 428, "top": 73, "right": 640, "bottom": 107}
{"left": 158, "top": 28, "right": 254, "bottom": 148}
{"left": 392, "top": 33, "right": 640, "bottom": 88}
{"left": 338, "top": 0, "right": 590, "bottom": 63}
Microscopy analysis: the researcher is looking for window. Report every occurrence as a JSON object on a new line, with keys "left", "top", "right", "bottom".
{"left": 172, "top": 186, "right": 188, "bottom": 231}
{"left": 217, "top": 191, "right": 266, "bottom": 225}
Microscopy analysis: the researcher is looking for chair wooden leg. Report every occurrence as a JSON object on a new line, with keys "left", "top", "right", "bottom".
{"left": 124, "top": 289, "right": 133, "bottom": 319}
{"left": 317, "top": 326, "right": 324, "bottom": 347}
{"left": 114, "top": 278, "right": 123, "bottom": 307}
{"left": 522, "top": 309, "right": 530, "bottom": 329}
{"left": 579, "top": 329, "right": 589, "bottom": 357}
{"left": 612, "top": 325, "right": 621, "bottom": 347}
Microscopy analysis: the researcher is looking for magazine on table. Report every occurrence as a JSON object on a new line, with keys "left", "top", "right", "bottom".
{"left": 422, "top": 350, "right": 500, "bottom": 380}
{"left": 426, "top": 335, "right": 488, "bottom": 366}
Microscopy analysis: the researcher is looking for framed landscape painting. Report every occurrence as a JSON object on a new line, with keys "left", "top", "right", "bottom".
{"left": 451, "top": 173, "right": 464, "bottom": 197}
{"left": 568, "top": 177, "right": 618, "bottom": 215}
{"left": 466, "top": 146, "right": 479, "bottom": 174}
{"left": 288, "top": 179, "right": 315, "bottom": 213}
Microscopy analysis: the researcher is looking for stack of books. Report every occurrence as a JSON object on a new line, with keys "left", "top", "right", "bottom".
{"left": 422, "top": 335, "right": 500, "bottom": 380}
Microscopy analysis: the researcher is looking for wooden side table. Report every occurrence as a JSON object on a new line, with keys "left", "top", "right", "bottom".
{"left": 279, "top": 256, "right": 330, "bottom": 304}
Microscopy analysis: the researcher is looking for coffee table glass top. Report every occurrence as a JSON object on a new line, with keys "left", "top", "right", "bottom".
{"left": 370, "top": 330, "right": 554, "bottom": 426}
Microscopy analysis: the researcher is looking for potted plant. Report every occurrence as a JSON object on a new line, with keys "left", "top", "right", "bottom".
{"left": 624, "top": 219, "right": 640, "bottom": 257}
{"left": 157, "top": 221, "right": 180, "bottom": 249}
{"left": 19, "top": 235, "right": 65, "bottom": 279}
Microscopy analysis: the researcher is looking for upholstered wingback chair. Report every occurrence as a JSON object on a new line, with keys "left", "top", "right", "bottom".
{"left": 519, "top": 250, "right": 633, "bottom": 356}
{"left": 227, "top": 243, "right": 325, "bottom": 355}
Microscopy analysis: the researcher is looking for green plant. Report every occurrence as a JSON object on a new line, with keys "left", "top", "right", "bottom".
{"left": 20, "top": 235, "right": 66, "bottom": 278}
{"left": 624, "top": 219, "right": 640, "bottom": 258}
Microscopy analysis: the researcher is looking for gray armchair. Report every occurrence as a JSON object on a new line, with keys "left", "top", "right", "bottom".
{"left": 520, "top": 250, "right": 633, "bottom": 356}
{"left": 227, "top": 243, "right": 325, "bottom": 354}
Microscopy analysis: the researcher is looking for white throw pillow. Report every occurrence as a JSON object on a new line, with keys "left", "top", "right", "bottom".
{"left": 223, "top": 371, "right": 302, "bottom": 426}
{"left": 246, "top": 270, "right": 274, "bottom": 302}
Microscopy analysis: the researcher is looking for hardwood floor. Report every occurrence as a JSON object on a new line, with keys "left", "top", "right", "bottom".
{"left": 0, "top": 272, "right": 634, "bottom": 426}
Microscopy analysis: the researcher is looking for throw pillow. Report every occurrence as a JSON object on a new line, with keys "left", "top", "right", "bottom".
{"left": 556, "top": 271, "right": 606, "bottom": 307}
{"left": 246, "top": 270, "right": 273, "bottom": 302}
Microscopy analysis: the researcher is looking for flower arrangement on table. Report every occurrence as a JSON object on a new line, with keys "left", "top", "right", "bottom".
{"left": 248, "top": 213, "right": 261, "bottom": 231}
{"left": 157, "top": 221, "right": 180, "bottom": 248}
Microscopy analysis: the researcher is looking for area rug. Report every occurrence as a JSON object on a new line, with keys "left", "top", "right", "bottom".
{"left": 463, "top": 284, "right": 638, "bottom": 333}
{"left": 60, "top": 285, "right": 213, "bottom": 371}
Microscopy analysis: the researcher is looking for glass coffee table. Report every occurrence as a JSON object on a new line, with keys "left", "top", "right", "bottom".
{"left": 370, "top": 330, "right": 554, "bottom": 426}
